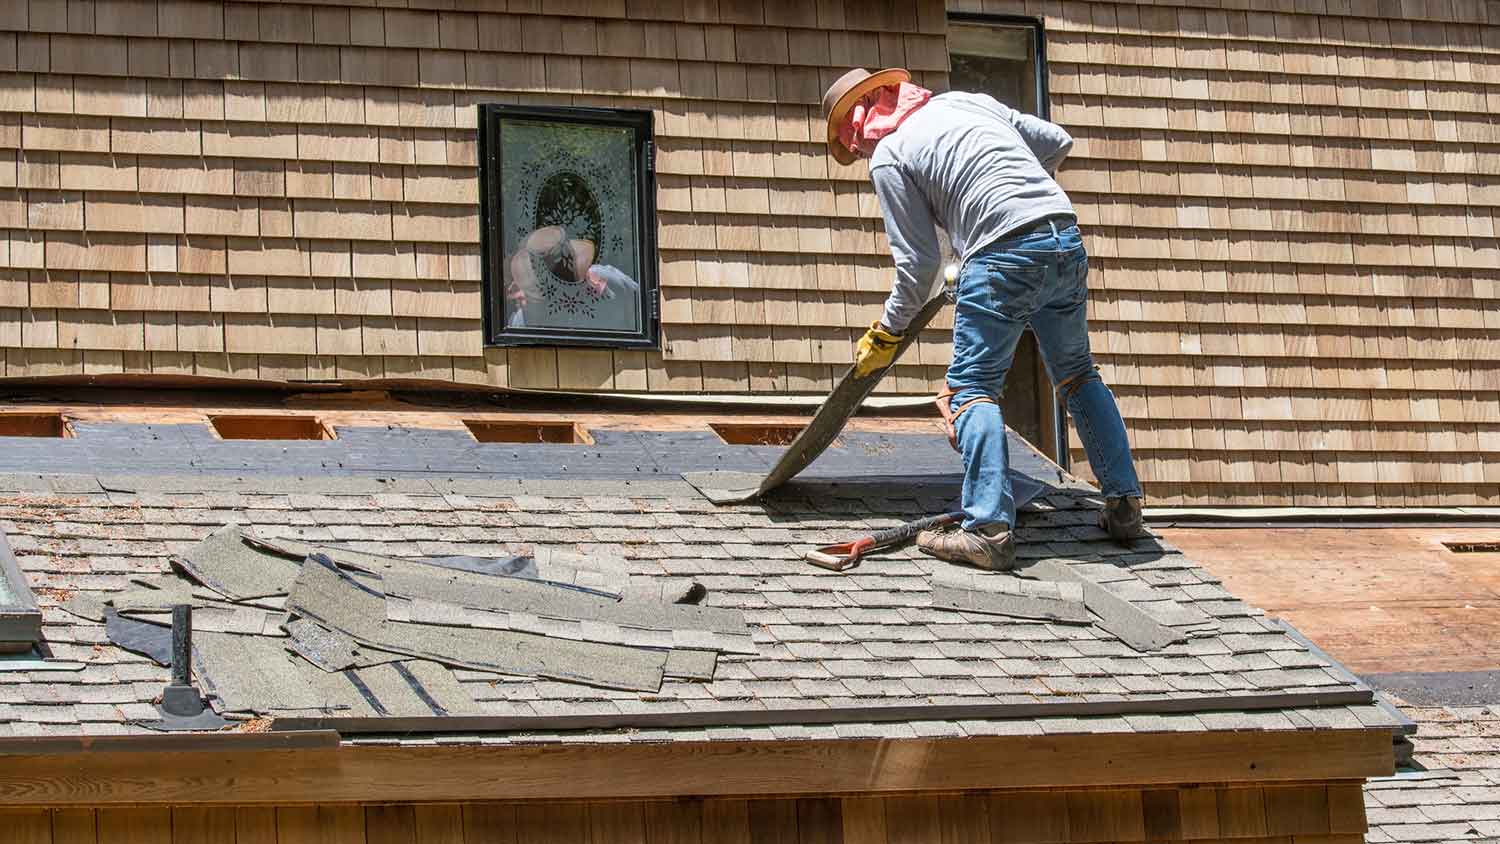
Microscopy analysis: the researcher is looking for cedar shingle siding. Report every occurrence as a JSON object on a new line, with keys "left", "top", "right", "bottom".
{"left": 1001, "top": 0, "right": 1500, "bottom": 505}
{"left": 1, "top": 0, "right": 1497, "bottom": 505}
{"left": 0, "top": 785, "right": 1370, "bottom": 842}
{"left": 0, "top": 0, "right": 953, "bottom": 395}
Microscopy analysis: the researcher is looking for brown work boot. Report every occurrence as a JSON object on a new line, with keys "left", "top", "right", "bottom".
{"left": 916, "top": 525, "right": 1015, "bottom": 571}
{"left": 1099, "top": 496, "right": 1145, "bottom": 544}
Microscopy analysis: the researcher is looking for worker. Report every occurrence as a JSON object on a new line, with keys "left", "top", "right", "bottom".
{"left": 821, "top": 68, "right": 1145, "bottom": 572}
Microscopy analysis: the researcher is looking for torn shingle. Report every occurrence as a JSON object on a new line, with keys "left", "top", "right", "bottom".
{"left": 377, "top": 563, "right": 753, "bottom": 650}
{"left": 1130, "top": 598, "right": 1219, "bottom": 630}
{"left": 192, "top": 631, "right": 478, "bottom": 717}
{"left": 284, "top": 617, "right": 404, "bottom": 673}
{"left": 284, "top": 617, "right": 359, "bottom": 672}
{"left": 348, "top": 661, "right": 478, "bottom": 717}
{"left": 680, "top": 471, "right": 765, "bottom": 505}
{"left": 246, "top": 532, "right": 632, "bottom": 598}
{"left": 287, "top": 555, "right": 669, "bottom": 692}
{"left": 386, "top": 595, "right": 756, "bottom": 654}
{"left": 238, "top": 534, "right": 382, "bottom": 573}
{"left": 120, "top": 604, "right": 287, "bottom": 638}
{"left": 663, "top": 649, "right": 718, "bottom": 681}
{"left": 1023, "top": 560, "right": 1186, "bottom": 653}
{"left": 930, "top": 568, "right": 1090, "bottom": 624}
{"left": 422, "top": 554, "right": 538, "bottom": 578}
{"left": 61, "top": 593, "right": 107, "bottom": 622}
{"left": 172, "top": 525, "right": 303, "bottom": 600}
{"left": 193, "top": 631, "right": 368, "bottom": 714}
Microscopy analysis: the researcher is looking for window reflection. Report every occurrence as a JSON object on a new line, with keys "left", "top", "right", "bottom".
{"left": 499, "top": 119, "right": 644, "bottom": 335}
{"left": 948, "top": 22, "right": 1039, "bottom": 116}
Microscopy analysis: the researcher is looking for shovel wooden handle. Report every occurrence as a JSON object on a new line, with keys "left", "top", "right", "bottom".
{"left": 865, "top": 512, "right": 963, "bottom": 548}
{"left": 805, "top": 512, "right": 963, "bottom": 571}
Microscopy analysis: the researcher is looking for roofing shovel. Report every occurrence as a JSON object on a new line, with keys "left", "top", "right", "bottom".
{"left": 805, "top": 512, "right": 963, "bottom": 571}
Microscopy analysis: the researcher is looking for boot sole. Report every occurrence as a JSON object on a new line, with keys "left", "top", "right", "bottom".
{"left": 1102, "top": 518, "right": 1144, "bottom": 545}
{"left": 970, "top": 554, "right": 1016, "bottom": 572}
{"left": 917, "top": 543, "right": 1016, "bottom": 572}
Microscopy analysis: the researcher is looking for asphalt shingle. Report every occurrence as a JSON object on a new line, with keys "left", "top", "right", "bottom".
{"left": 0, "top": 435, "right": 1400, "bottom": 743}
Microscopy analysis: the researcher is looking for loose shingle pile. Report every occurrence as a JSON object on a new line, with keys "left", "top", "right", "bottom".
{"left": 926, "top": 547, "right": 1223, "bottom": 652}
{"left": 930, "top": 568, "right": 1090, "bottom": 625}
{"left": 72, "top": 524, "right": 748, "bottom": 718}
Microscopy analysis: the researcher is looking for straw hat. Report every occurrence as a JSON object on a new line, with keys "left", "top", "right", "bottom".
{"left": 821, "top": 67, "right": 911, "bottom": 165}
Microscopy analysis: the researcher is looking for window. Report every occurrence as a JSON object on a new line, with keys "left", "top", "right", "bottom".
{"left": 946, "top": 15, "right": 1064, "bottom": 464}
{"left": 478, "top": 105, "right": 661, "bottom": 349}
{"left": 947, "top": 19, "right": 1044, "bottom": 117}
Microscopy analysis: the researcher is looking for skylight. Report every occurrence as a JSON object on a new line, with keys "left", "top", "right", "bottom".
{"left": 0, "top": 531, "right": 42, "bottom": 651}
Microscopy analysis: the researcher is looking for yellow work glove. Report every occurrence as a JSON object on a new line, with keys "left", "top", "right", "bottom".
{"left": 853, "top": 321, "right": 904, "bottom": 378}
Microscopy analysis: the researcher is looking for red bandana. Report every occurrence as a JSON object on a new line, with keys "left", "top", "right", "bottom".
{"left": 838, "top": 82, "right": 933, "bottom": 157}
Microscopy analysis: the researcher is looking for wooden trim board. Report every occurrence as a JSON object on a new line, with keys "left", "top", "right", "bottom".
{"left": 0, "top": 728, "right": 1395, "bottom": 807}
{"left": 0, "top": 782, "right": 1373, "bottom": 843}
{"left": 0, "top": 731, "right": 341, "bottom": 757}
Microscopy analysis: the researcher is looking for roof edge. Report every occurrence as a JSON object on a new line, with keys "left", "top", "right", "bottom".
{"left": 0, "top": 726, "right": 1395, "bottom": 807}
{"left": 0, "top": 730, "right": 341, "bottom": 757}
{"left": 269, "top": 687, "right": 1379, "bottom": 735}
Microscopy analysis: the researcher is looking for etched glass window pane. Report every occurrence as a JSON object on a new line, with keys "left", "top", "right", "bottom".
{"left": 499, "top": 119, "right": 643, "bottom": 334}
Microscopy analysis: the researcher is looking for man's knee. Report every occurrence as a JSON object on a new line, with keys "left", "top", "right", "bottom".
{"left": 936, "top": 385, "right": 998, "bottom": 451}
{"left": 1055, "top": 367, "right": 1103, "bottom": 402}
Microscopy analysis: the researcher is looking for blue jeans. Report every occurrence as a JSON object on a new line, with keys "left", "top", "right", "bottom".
{"left": 947, "top": 219, "right": 1142, "bottom": 532}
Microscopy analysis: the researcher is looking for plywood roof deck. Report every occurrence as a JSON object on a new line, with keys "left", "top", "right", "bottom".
{"left": 1162, "top": 524, "right": 1500, "bottom": 676}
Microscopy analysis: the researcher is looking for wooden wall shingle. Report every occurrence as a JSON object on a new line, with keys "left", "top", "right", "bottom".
{"left": 0, "top": 0, "right": 954, "bottom": 397}
{"left": 949, "top": 0, "right": 1500, "bottom": 507}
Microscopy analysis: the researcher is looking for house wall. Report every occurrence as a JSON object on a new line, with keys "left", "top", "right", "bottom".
{"left": 1, "top": 782, "right": 1368, "bottom": 843}
{"left": 0, "top": 0, "right": 955, "bottom": 397}
{"left": 0, "top": 0, "right": 1496, "bottom": 506}
{"left": 962, "top": 0, "right": 1500, "bottom": 506}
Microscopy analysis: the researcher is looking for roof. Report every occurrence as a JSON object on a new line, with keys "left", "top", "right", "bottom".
{"left": 0, "top": 412, "right": 1402, "bottom": 746}
{"left": 1366, "top": 704, "right": 1500, "bottom": 843}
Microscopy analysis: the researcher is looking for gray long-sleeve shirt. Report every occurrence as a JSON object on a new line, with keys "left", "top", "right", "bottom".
{"left": 868, "top": 91, "right": 1077, "bottom": 332}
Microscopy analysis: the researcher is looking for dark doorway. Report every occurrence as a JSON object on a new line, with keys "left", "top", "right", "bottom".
{"left": 946, "top": 15, "right": 1063, "bottom": 464}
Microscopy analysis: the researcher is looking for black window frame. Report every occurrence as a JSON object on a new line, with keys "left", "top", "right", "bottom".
{"left": 947, "top": 13, "right": 1051, "bottom": 121}
{"left": 477, "top": 103, "right": 661, "bottom": 350}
